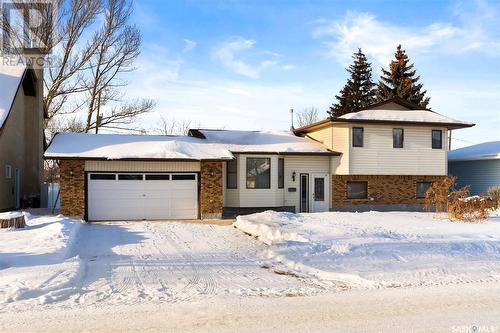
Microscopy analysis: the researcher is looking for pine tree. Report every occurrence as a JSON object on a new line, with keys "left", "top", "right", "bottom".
{"left": 377, "top": 44, "right": 430, "bottom": 108}
{"left": 329, "top": 48, "right": 376, "bottom": 118}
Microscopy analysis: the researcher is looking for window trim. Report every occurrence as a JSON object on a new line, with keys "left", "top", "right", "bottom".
{"left": 278, "top": 158, "right": 284, "bottom": 189}
{"left": 352, "top": 127, "right": 364, "bottom": 147}
{"left": 226, "top": 158, "right": 237, "bottom": 189}
{"left": 246, "top": 157, "right": 271, "bottom": 189}
{"left": 393, "top": 128, "right": 404, "bottom": 148}
{"left": 346, "top": 181, "right": 368, "bottom": 199}
{"left": 416, "top": 181, "right": 432, "bottom": 199}
{"left": 432, "top": 130, "right": 443, "bottom": 149}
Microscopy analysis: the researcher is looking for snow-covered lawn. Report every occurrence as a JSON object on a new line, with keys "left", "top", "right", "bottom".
{"left": 234, "top": 211, "right": 500, "bottom": 288}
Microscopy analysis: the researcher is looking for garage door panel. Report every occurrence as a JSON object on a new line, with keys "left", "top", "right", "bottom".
{"left": 88, "top": 173, "right": 198, "bottom": 221}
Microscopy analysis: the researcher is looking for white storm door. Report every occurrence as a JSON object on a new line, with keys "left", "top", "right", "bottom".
{"left": 311, "top": 174, "right": 329, "bottom": 213}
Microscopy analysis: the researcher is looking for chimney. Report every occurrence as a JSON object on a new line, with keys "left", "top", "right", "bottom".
{"left": 290, "top": 108, "right": 295, "bottom": 131}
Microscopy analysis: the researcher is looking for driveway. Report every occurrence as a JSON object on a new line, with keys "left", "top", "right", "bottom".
{"left": 57, "top": 221, "right": 317, "bottom": 307}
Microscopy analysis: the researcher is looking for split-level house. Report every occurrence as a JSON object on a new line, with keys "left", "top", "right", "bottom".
{"left": 44, "top": 98, "right": 473, "bottom": 221}
{"left": 0, "top": 62, "right": 44, "bottom": 211}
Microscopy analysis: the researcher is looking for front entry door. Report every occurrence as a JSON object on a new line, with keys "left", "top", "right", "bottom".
{"left": 311, "top": 174, "right": 329, "bottom": 212}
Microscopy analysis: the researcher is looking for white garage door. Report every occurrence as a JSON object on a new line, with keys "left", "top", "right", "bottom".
{"left": 87, "top": 173, "right": 198, "bottom": 221}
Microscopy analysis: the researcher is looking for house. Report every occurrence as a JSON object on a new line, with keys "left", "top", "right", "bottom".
{"left": 44, "top": 131, "right": 339, "bottom": 220}
{"left": 0, "top": 62, "right": 44, "bottom": 211}
{"left": 448, "top": 141, "right": 500, "bottom": 195}
{"left": 44, "top": 98, "right": 474, "bottom": 221}
{"left": 294, "top": 98, "right": 474, "bottom": 211}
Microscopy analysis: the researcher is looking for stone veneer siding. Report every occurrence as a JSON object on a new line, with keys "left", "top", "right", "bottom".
{"left": 200, "top": 161, "right": 223, "bottom": 219}
{"left": 59, "top": 159, "right": 85, "bottom": 218}
{"left": 332, "top": 175, "right": 446, "bottom": 207}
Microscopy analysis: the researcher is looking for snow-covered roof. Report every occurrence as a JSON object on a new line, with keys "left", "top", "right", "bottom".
{"left": 337, "top": 109, "right": 474, "bottom": 128}
{"left": 45, "top": 130, "right": 337, "bottom": 160}
{"left": 448, "top": 141, "right": 500, "bottom": 161}
{"left": 0, "top": 62, "right": 26, "bottom": 129}
{"left": 196, "top": 129, "right": 334, "bottom": 154}
{"left": 45, "top": 133, "right": 234, "bottom": 160}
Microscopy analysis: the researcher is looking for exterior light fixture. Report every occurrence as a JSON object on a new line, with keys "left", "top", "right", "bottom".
{"left": 292, "top": 171, "right": 296, "bottom": 182}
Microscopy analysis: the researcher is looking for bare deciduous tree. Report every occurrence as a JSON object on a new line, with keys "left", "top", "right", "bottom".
{"left": 2, "top": 0, "right": 153, "bottom": 136}
{"left": 154, "top": 116, "right": 200, "bottom": 136}
{"left": 296, "top": 107, "right": 320, "bottom": 128}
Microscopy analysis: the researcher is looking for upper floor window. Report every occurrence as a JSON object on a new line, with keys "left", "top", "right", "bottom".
{"left": 393, "top": 128, "right": 404, "bottom": 148}
{"left": 278, "top": 158, "right": 284, "bottom": 189}
{"left": 246, "top": 158, "right": 271, "bottom": 189}
{"left": 226, "top": 158, "right": 237, "bottom": 189}
{"left": 352, "top": 127, "right": 364, "bottom": 147}
{"left": 432, "top": 130, "right": 442, "bottom": 149}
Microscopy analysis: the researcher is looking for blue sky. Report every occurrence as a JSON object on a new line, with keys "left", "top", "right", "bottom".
{"left": 125, "top": 0, "right": 500, "bottom": 148}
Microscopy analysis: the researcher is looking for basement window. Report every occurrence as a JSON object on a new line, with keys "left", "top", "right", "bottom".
{"left": 416, "top": 182, "right": 432, "bottom": 199}
{"left": 347, "top": 181, "right": 368, "bottom": 199}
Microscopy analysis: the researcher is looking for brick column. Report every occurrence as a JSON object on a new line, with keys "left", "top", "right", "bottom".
{"left": 59, "top": 160, "right": 85, "bottom": 219}
{"left": 200, "top": 161, "right": 223, "bottom": 219}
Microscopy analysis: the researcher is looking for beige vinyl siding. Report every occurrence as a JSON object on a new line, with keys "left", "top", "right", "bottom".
{"left": 85, "top": 160, "right": 201, "bottom": 172}
{"left": 306, "top": 124, "right": 349, "bottom": 174}
{"left": 348, "top": 125, "right": 448, "bottom": 175}
{"left": 305, "top": 126, "right": 332, "bottom": 148}
{"left": 284, "top": 156, "right": 331, "bottom": 211}
{"left": 237, "top": 154, "right": 284, "bottom": 207}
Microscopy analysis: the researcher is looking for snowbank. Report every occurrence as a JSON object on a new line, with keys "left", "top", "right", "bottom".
{"left": 234, "top": 211, "right": 500, "bottom": 288}
{"left": 0, "top": 213, "right": 84, "bottom": 305}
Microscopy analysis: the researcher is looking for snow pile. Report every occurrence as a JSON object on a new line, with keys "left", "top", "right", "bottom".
{"left": 234, "top": 211, "right": 500, "bottom": 288}
{"left": 0, "top": 61, "right": 26, "bottom": 128}
{"left": 339, "top": 109, "right": 473, "bottom": 127}
{"left": 0, "top": 213, "right": 84, "bottom": 305}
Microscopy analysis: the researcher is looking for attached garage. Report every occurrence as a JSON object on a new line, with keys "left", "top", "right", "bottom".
{"left": 87, "top": 172, "right": 198, "bottom": 221}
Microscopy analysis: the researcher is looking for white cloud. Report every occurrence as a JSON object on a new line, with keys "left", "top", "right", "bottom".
{"left": 313, "top": 9, "right": 500, "bottom": 66}
{"left": 213, "top": 37, "right": 293, "bottom": 78}
{"left": 183, "top": 39, "right": 197, "bottom": 53}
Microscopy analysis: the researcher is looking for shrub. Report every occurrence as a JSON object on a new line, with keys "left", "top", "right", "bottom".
{"left": 488, "top": 186, "right": 500, "bottom": 210}
{"left": 425, "top": 176, "right": 491, "bottom": 222}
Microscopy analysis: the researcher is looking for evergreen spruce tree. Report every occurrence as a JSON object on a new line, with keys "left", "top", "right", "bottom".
{"left": 377, "top": 44, "right": 430, "bottom": 108}
{"left": 329, "top": 48, "right": 376, "bottom": 118}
